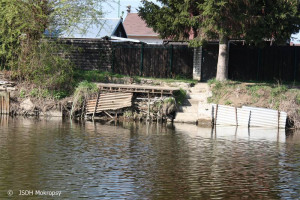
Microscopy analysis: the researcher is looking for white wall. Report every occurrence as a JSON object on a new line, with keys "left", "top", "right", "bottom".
{"left": 128, "top": 37, "right": 163, "bottom": 44}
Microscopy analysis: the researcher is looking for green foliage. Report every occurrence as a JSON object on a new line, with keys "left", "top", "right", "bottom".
{"left": 207, "top": 78, "right": 218, "bottom": 86}
{"left": 29, "top": 88, "right": 39, "bottom": 98}
{"left": 22, "top": 40, "right": 74, "bottom": 91}
{"left": 19, "top": 89, "right": 26, "bottom": 98}
{"left": 71, "top": 81, "right": 98, "bottom": 117}
{"left": 74, "top": 70, "right": 126, "bottom": 83}
{"left": 73, "top": 70, "right": 107, "bottom": 83}
{"left": 173, "top": 88, "right": 186, "bottom": 105}
{"left": 0, "top": 0, "right": 105, "bottom": 96}
{"left": 164, "top": 97, "right": 176, "bottom": 104}
{"left": 0, "top": 0, "right": 49, "bottom": 70}
{"left": 133, "top": 76, "right": 141, "bottom": 84}
{"left": 139, "top": 0, "right": 300, "bottom": 45}
{"left": 271, "top": 85, "right": 288, "bottom": 97}
{"left": 225, "top": 100, "right": 232, "bottom": 105}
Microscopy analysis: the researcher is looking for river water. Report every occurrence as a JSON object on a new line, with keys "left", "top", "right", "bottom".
{"left": 0, "top": 116, "right": 299, "bottom": 199}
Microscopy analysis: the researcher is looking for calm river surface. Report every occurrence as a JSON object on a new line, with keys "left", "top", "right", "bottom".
{"left": 0, "top": 117, "right": 300, "bottom": 199}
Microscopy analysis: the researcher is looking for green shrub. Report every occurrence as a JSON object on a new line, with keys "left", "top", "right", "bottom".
{"left": 71, "top": 81, "right": 98, "bottom": 116}
{"left": 173, "top": 88, "right": 186, "bottom": 105}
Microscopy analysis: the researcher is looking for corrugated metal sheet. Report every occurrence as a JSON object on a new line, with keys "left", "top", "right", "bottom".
{"left": 242, "top": 106, "right": 286, "bottom": 128}
{"left": 212, "top": 104, "right": 287, "bottom": 128}
{"left": 237, "top": 108, "right": 251, "bottom": 126}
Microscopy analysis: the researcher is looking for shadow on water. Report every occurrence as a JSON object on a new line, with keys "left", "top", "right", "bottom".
{"left": 0, "top": 116, "right": 299, "bottom": 199}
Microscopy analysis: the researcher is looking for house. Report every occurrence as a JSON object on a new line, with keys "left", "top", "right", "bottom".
{"left": 123, "top": 13, "right": 163, "bottom": 44}
{"left": 45, "top": 18, "right": 127, "bottom": 39}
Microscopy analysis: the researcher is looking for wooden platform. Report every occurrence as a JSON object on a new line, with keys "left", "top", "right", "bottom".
{"left": 97, "top": 83, "right": 179, "bottom": 95}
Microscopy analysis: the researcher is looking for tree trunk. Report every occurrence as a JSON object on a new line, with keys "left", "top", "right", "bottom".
{"left": 216, "top": 35, "right": 229, "bottom": 81}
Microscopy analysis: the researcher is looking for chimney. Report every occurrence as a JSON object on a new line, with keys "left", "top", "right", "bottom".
{"left": 126, "top": 5, "right": 131, "bottom": 13}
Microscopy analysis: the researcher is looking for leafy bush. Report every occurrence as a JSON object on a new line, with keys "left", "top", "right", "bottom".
{"left": 173, "top": 88, "right": 186, "bottom": 105}
{"left": 71, "top": 81, "right": 98, "bottom": 117}
{"left": 25, "top": 40, "right": 74, "bottom": 91}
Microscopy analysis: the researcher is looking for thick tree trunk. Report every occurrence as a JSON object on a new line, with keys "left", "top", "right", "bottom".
{"left": 216, "top": 35, "right": 229, "bottom": 81}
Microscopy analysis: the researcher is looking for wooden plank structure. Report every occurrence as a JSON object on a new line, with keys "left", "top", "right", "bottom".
{"left": 0, "top": 92, "right": 10, "bottom": 114}
{"left": 0, "top": 81, "right": 16, "bottom": 91}
{"left": 97, "top": 83, "right": 179, "bottom": 95}
{"left": 86, "top": 92, "right": 133, "bottom": 115}
{"left": 86, "top": 84, "right": 179, "bottom": 116}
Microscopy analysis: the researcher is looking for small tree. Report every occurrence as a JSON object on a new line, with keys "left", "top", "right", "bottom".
{"left": 139, "top": 0, "right": 300, "bottom": 81}
{"left": 0, "top": 0, "right": 106, "bottom": 70}
{"left": 0, "top": 0, "right": 106, "bottom": 90}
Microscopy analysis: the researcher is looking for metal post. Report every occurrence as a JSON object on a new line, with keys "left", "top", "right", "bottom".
{"left": 111, "top": 46, "right": 115, "bottom": 73}
{"left": 169, "top": 45, "right": 173, "bottom": 77}
{"left": 235, "top": 107, "right": 238, "bottom": 126}
{"left": 147, "top": 92, "right": 150, "bottom": 121}
{"left": 278, "top": 110, "right": 280, "bottom": 129}
{"left": 140, "top": 44, "right": 144, "bottom": 76}
{"left": 248, "top": 111, "right": 251, "bottom": 128}
{"left": 214, "top": 104, "right": 219, "bottom": 125}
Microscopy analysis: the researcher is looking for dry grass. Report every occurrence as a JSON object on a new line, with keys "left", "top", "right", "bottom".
{"left": 208, "top": 80, "right": 300, "bottom": 129}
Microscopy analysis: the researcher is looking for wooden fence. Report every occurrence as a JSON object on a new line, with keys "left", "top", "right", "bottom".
{"left": 2, "top": 38, "right": 298, "bottom": 82}
{"left": 201, "top": 44, "right": 300, "bottom": 82}
{"left": 229, "top": 46, "right": 300, "bottom": 82}
{"left": 112, "top": 43, "right": 194, "bottom": 79}
{"left": 59, "top": 39, "right": 112, "bottom": 71}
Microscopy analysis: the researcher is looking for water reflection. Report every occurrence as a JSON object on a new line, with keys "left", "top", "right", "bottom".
{"left": 0, "top": 117, "right": 299, "bottom": 199}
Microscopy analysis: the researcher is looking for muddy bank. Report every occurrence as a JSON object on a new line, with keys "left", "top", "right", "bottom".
{"left": 3, "top": 78, "right": 189, "bottom": 122}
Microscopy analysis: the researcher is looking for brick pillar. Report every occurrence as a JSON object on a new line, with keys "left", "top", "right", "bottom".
{"left": 193, "top": 46, "right": 202, "bottom": 81}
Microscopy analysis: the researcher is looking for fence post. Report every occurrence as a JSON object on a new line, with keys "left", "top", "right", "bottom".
{"left": 169, "top": 45, "right": 173, "bottom": 77}
{"left": 111, "top": 46, "right": 115, "bottom": 73}
{"left": 140, "top": 44, "right": 144, "bottom": 76}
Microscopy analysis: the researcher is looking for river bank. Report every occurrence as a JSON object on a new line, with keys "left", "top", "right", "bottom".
{"left": 1, "top": 72, "right": 192, "bottom": 122}
{"left": 207, "top": 79, "right": 300, "bottom": 128}
{"left": 2, "top": 70, "right": 300, "bottom": 129}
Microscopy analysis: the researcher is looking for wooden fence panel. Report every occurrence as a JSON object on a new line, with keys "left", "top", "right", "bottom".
{"left": 172, "top": 46, "right": 194, "bottom": 79}
{"left": 112, "top": 44, "right": 194, "bottom": 78}
{"left": 228, "top": 46, "right": 300, "bottom": 82}
{"left": 201, "top": 44, "right": 219, "bottom": 81}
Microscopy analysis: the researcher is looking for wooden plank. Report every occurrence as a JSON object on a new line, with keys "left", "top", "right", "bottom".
{"left": 96, "top": 83, "right": 179, "bottom": 93}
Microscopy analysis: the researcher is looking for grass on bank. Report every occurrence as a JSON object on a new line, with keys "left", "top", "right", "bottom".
{"left": 207, "top": 78, "right": 300, "bottom": 109}
{"left": 207, "top": 78, "right": 300, "bottom": 128}
{"left": 73, "top": 70, "right": 197, "bottom": 84}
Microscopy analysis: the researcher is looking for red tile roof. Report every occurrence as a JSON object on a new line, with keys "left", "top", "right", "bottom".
{"left": 123, "top": 13, "right": 159, "bottom": 37}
